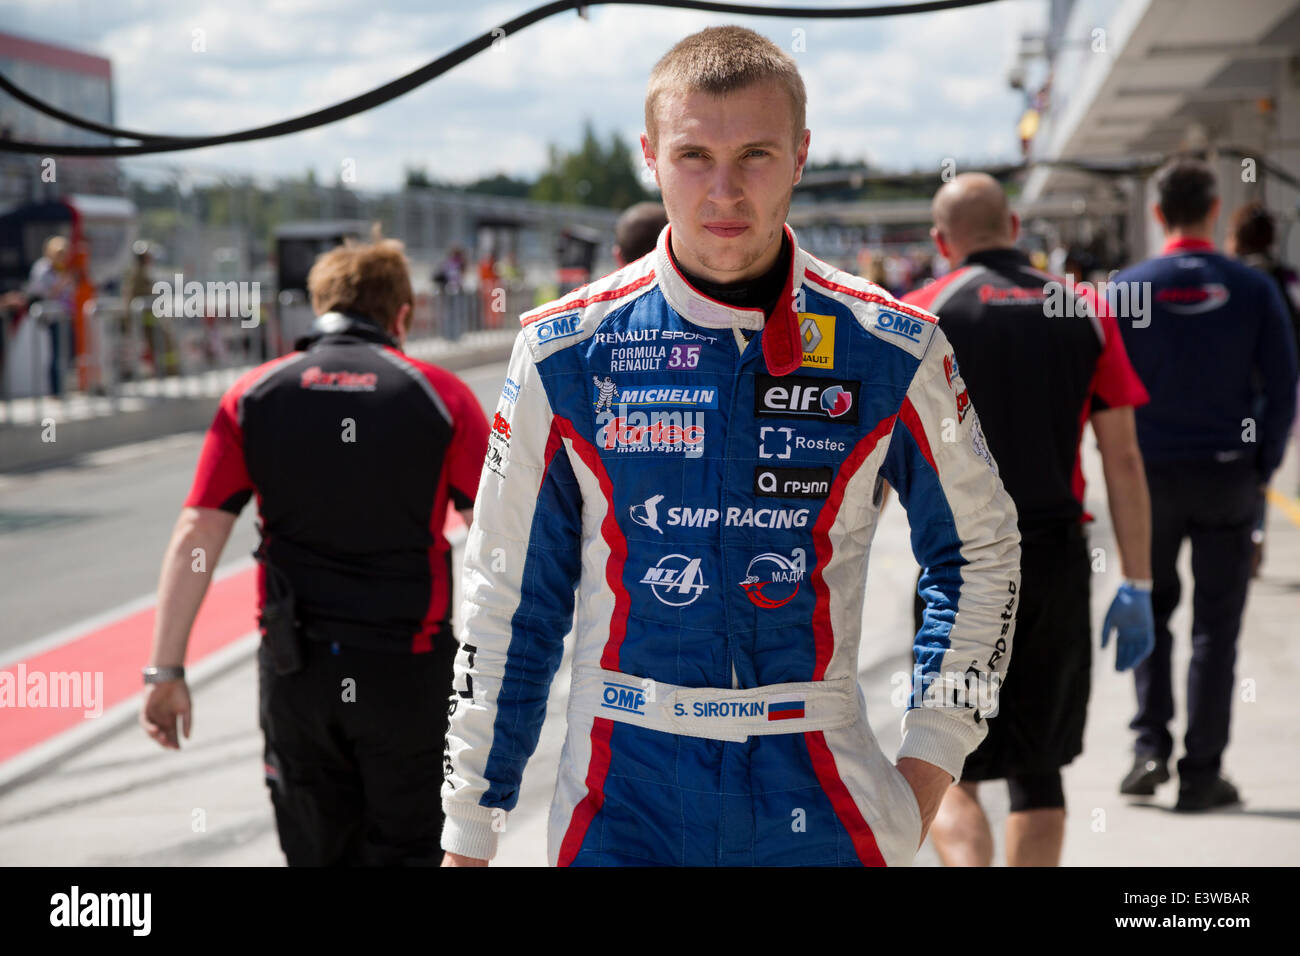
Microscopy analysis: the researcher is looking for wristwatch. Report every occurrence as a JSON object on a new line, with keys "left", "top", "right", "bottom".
{"left": 142, "top": 665, "right": 186, "bottom": 684}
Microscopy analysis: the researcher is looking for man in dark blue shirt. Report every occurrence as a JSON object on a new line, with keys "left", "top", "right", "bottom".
{"left": 1111, "top": 157, "right": 1298, "bottom": 811}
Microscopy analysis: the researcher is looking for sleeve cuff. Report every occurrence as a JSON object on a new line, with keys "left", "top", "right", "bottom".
{"left": 441, "top": 803, "right": 500, "bottom": 861}
{"left": 897, "top": 707, "right": 982, "bottom": 782}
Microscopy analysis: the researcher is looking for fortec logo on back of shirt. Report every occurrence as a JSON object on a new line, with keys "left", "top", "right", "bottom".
{"left": 755, "top": 375, "right": 858, "bottom": 423}
{"left": 299, "top": 367, "right": 378, "bottom": 391}
{"left": 1155, "top": 283, "right": 1229, "bottom": 314}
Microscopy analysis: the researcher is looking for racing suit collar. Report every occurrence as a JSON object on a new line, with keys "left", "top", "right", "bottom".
{"left": 295, "top": 310, "right": 400, "bottom": 351}
{"left": 1162, "top": 236, "right": 1216, "bottom": 254}
{"left": 655, "top": 222, "right": 804, "bottom": 377}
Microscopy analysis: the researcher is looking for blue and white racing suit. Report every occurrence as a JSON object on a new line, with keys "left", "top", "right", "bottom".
{"left": 442, "top": 224, "right": 1021, "bottom": 866}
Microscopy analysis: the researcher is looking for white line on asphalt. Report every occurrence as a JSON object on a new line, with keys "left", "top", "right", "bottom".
{"left": 0, "top": 556, "right": 255, "bottom": 669}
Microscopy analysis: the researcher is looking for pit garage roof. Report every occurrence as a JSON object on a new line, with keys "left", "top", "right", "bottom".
{"left": 1025, "top": 0, "right": 1300, "bottom": 199}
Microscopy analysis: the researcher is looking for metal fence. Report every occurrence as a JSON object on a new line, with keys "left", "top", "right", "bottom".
{"left": 0, "top": 284, "right": 536, "bottom": 427}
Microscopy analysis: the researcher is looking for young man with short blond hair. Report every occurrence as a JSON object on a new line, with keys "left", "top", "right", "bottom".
{"left": 442, "top": 25, "right": 1020, "bottom": 867}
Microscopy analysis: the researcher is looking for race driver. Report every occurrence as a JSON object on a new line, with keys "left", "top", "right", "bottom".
{"left": 441, "top": 25, "right": 1021, "bottom": 867}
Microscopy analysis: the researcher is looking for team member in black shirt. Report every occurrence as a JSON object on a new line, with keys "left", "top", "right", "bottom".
{"left": 140, "top": 239, "right": 489, "bottom": 865}
{"left": 901, "top": 173, "right": 1153, "bottom": 866}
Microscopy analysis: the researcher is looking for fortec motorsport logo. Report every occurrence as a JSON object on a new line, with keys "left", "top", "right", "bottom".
{"left": 593, "top": 376, "right": 713, "bottom": 457}
{"left": 755, "top": 375, "right": 858, "bottom": 423}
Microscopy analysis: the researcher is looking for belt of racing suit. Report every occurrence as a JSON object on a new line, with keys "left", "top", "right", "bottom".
{"left": 569, "top": 666, "right": 858, "bottom": 742}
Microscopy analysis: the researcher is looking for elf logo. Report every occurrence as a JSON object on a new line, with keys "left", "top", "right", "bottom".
{"left": 755, "top": 375, "right": 859, "bottom": 423}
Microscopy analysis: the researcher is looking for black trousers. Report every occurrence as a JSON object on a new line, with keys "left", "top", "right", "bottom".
{"left": 915, "top": 524, "right": 1092, "bottom": 783}
{"left": 1131, "top": 459, "right": 1258, "bottom": 784}
{"left": 257, "top": 634, "right": 457, "bottom": 866}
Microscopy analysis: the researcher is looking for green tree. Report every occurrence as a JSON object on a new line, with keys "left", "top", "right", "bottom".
{"left": 530, "top": 121, "right": 650, "bottom": 209}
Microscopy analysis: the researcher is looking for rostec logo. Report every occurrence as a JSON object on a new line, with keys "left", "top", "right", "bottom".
{"left": 535, "top": 312, "right": 580, "bottom": 342}
{"left": 640, "top": 554, "right": 709, "bottom": 606}
{"left": 597, "top": 411, "right": 705, "bottom": 457}
{"left": 754, "top": 466, "right": 833, "bottom": 499}
{"left": 755, "top": 375, "right": 859, "bottom": 423}
{"left": 759, "top": 426, "right": 793, "bottom": 459}
{"left": 739, "top": 548, "right": 807, "bottom": 608}
{"left": 601, "top": 681, "right": 647, "bottom": 716}
{"left": 876, "top": 308, "right": 926, "bottom": 343}
{"left": 799, "top": 312, "right": 835, "bottom": 369}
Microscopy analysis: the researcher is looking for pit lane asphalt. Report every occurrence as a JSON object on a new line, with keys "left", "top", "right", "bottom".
{"left": 1, "top": 358, "right": 1297, "bottom": 866}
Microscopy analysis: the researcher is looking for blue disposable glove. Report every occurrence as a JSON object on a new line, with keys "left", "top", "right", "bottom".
{"left": 1101, "top": 582, "right": 1154, "bottom": 671}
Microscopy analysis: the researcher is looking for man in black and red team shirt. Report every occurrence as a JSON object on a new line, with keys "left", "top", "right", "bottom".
{"left": 139, "top": 239, "right": 489, "bottom": 865}
{"left": 900, "top": 173, "right": 1154, "bottom": 866}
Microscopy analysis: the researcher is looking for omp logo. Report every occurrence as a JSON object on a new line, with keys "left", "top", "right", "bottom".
{"left": 755, "top": 375, "right": 859, "bottom": 423}
{"left": 640, "top": 554, "right": 709, "bottom": 606}
{"left": 799, "top": 312, "right": 835, "bottom": 369}
{"left": 739, "top": 548, "right": 807, "bottom": 609}
{"left": 601, "top": 681, "right": 647, "bottom": 715}
{"left": 876, "top": 308, "right": 925, "bottom": 342}
{"left": 536, "top": 312, "right": 580, "bottom": 341}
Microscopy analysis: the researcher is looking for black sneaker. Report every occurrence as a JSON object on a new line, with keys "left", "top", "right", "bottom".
{"left": 1174, "top": 776, "right": 1241, "bottom": 812}
{"left": 1120, "top": 755, "right": 1170, "bottom": 795}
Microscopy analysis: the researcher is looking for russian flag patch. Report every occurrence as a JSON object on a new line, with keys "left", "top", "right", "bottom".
{"left": 768, "top": 700, "right": 806, "bottom": 721}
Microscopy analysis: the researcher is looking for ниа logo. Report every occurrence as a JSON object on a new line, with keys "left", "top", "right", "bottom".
{"left": 640, "top": 554, "right": 709, "bottom": 606}
{"left": 739, "top": 548, "right": 806, "bottom": 608}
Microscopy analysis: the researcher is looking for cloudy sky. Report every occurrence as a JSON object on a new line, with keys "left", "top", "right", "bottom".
{"left": 2, "top": 0, "right": 1045, "bottom": 190}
